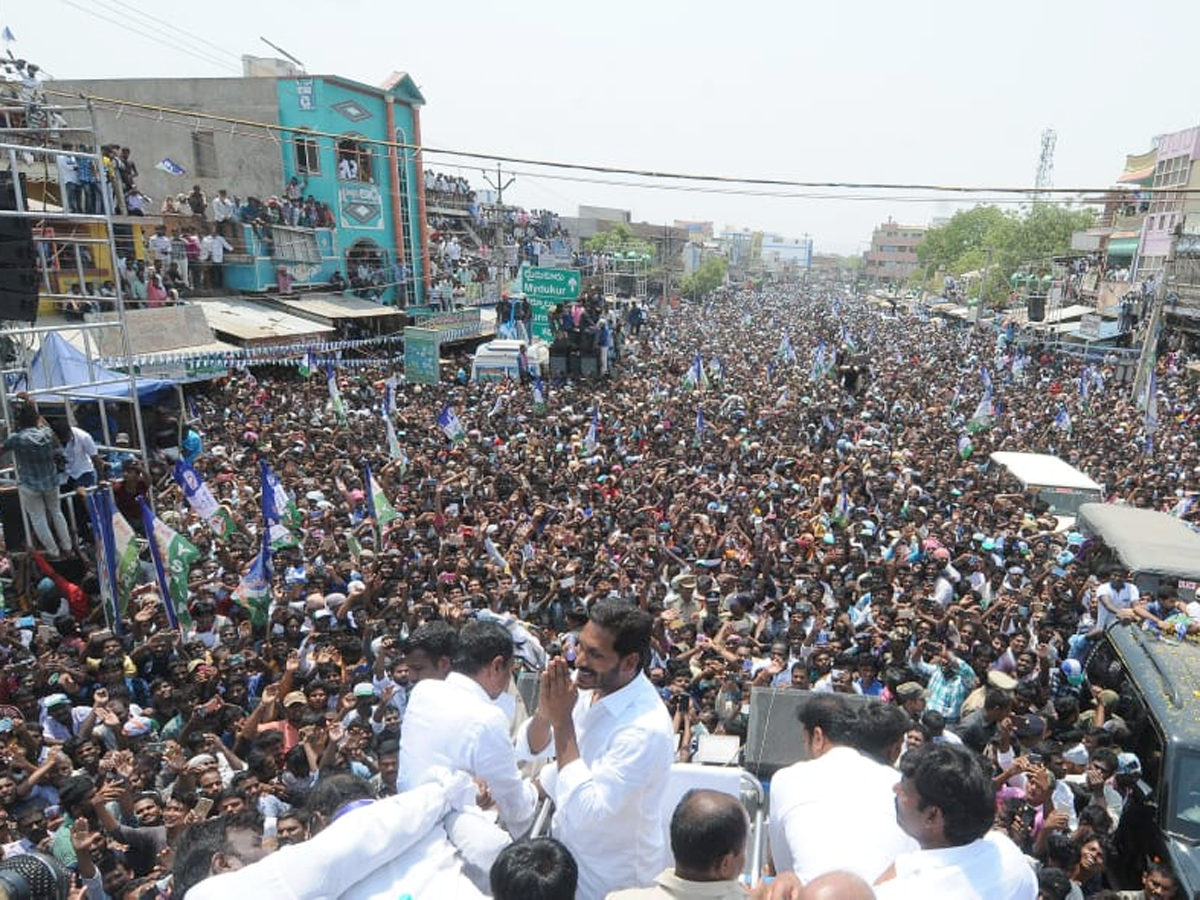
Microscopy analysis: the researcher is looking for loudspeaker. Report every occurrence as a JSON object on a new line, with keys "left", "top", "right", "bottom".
{"left": 743, "top": 688, "right": 871, "bottom": 778}
{"left": 1027, "top": 293, "right": 1046, "bottom": 323}
{"left": 579, "top": 353, "right": 599, "bottom": 378}
{"left": 549, "top": 352, "right": 568, "bottom": 379}
{"left": 0, "top": 172, "right": 36, "bottom": 324}
{"left": 567, "top": 352, "right": 581, "bottom": 377}
{"left": 0, "top": 486, "right": 27, "bottom": 551}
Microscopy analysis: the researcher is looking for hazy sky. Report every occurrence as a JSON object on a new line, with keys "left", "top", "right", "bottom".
{"left": 13, "top": 0, "right": 1200, "bottom": 252}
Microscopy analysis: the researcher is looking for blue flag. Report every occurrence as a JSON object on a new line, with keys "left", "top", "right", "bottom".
{"left": 584, "top": 405, "right": 599, "bottom": 454}
{"left": 437, "top": 404, "right": 465, "bottom": 442}
{"left": 695, "top": 408, "right": 706, "bottom": 445}
{"left": 232, "top": 530, "right": 273, "bottom": 626}
{"left": 85, "top": 491, "right": 122, "bottom": 636}
{"left": 155, "top": 157, "right": 186, "bottom": 177}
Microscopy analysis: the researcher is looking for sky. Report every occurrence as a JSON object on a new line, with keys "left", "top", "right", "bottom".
{"left": 12, "top": 0, "right": 1200, "bottom": 253}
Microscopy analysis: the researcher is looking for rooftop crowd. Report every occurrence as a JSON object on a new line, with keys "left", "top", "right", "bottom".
{"left": 0, "top": 284, "right": 1196, "bottom": 899}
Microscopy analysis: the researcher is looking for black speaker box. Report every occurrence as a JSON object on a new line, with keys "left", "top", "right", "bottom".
{"left": 1027, "top": 293, "right": 1046, "bottom": 323}
{"left": 0, "top": 486, "right": 27, "bottom": 551}
{"left": 579, "top": 352, "right": 599, "bottom": 378}
{"left": 549, "top": 353, "right": 568, "bottom": 379}
{"left": 743, "top": 688, "right": 872, "bottom": 778}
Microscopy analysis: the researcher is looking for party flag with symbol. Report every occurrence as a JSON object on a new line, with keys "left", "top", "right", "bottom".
{"left": 326, "top": 360, "right": 347, "bottom": 426}
{"left": 260, "top": 460, "right": 299, "bottom": 549}
{"left": 139, "top": 499, "right": 200, "bottom": 630}
{"left": 584, "top": 405, "right": 600, "bottom": 454}
{"left": 437, "top": 404, "right": 465, "bottom": 443}
{"left": 106, "top": 491, "right": 142, "bottom": 621}
{"left": 957, "top": 433, "right": 974, "bottom": 460}
{"left": 695, "top": 408, "right": 706, "bottom": 446}
{"left": 532, "top": 376, "right": 547, "bottom": 415}
{"left": 156, "top": 158, "right": 186, "bottom": 177}
{"left": 363, "top": 462, "right": 398, "bottom": 527}
{"left": 173, "top": 459, "right": 237, "bottom": 539}
{"left": 231, "top": 530, "right": 273, "bottom": 626}
{"left": 810, "top": 341, "right": 826, "bottom": 382}
{"left": 85, "top": 490, "right": 123, "bottom": 636}
{"left": 1054, "top": 406, "right": 1072, "bottom": 433}
{"left": 298, "top": 349, "right": 315, "bottom": 379}
{"left": 682, "top": 351, "right": 708, "bottom": 391}
{"left": 778, "top": 332, "right": 797, "bottom": 363}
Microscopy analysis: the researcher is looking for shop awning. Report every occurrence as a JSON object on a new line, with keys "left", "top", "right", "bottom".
{"left": 1106, "top": 237, "right": 1139, "bottom": 259}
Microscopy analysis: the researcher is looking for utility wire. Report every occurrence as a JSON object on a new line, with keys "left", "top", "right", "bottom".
{"left": 93, "top": 0, "right": 245, "bottom": 64}
{"left": 42, "top": 86, "right": 1185, "bottom": 199}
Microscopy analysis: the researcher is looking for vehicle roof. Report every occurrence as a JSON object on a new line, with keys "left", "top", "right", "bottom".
{"left": 1106, "top": 623, "right": 1200, "bottom": 743}
{"left": 988, "top": 451, "right": 1102, "bottom": 492}
{"left": 1078, "top": 503, "right": 1200, "bottom": 580}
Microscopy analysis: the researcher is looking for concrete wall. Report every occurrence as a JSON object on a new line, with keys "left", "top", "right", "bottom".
{"left": 55, "top": 78, "right": 284, "bottom": 211}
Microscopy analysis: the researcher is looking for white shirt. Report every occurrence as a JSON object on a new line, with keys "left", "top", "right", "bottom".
{"left": 769, "top": 745, "right": 918, "bottom": 884}
{"left": 202, "top": 234, "right": 233, "bottom": 264}
{"left": 186, "top": 775, "right": 484, "bottom": 900}
{"left": 62, "top": 427, "right": 97, "bottom": 479}
{"left": 873, "top": 830, "right": 1037, "bottom": 900}
{"left": 400, "top": 672, "right": 537, "bottom": 835}
{"left": 1095, "top": 581, "right": 1139, "bottom": 630}
{"left": 515, "top": 672, "right": 674, "bottom": 900}
{"left": 212, "top": 195, "right": 236, "bottom": 222}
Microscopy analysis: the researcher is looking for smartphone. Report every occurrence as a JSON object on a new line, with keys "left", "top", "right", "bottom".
{"left": 193, "top": 797, "right": 214, "bottom": 819}
{"left": 1027, "top": 752, "right": 1043, "bottom": 766}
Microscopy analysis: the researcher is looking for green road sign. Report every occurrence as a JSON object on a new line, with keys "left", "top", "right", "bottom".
{"left": 403, "top": 327, "right": 441, "bottom": 384}
{"left": 521, "top": 266, "right": 581, "bottom": 341}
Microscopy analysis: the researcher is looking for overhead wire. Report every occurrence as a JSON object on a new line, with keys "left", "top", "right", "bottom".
{"left": 40, "top": 87, "right": 1179, "bottom": 204}
{"left": 91, "top": 0, "right": 245, "bottom": 65}
{"left": 58, "top": 0, "right": 243, "bottom": 75}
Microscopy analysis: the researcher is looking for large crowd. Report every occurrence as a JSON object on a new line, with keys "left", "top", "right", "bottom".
{"left": 0, "top": 284, "right": 1197, "bottom": 899}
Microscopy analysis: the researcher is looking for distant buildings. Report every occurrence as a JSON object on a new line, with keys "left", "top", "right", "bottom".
{"left": 863, "top": 218, "right": 925, "bottom": 285}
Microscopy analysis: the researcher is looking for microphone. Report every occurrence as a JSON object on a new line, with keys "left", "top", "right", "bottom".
{"left": 0, "top": 852, "right": 72, "bottom": 900}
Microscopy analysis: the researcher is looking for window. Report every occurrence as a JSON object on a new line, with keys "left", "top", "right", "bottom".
{"left": 294, "top": 133, "right": 320, "bottom": 176}
{"left": 272, "top": 225, "right": 321, "bottom": 263}
{"left": 191, "top": 130, "right": 218, "bottom": 178}
{"left": 336, "top": 137, "right": 372, "bottom": 183}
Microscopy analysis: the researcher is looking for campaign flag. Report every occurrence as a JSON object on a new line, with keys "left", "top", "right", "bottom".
{"left": 173, "top": 459, "right": 237, "bottom": 539}
{"left": 778, "top": 333, "right": 797, "bottom": 363}
{"left": 532, "top": 376, "right": 547, "bottom": 415}
{"left": 967, "top": 393, "right": 994, "bottom": 433}
{"left": 980, "top": 366, "right": 993, "bottom": 394}
{"left": 260, "top": 461, "right": 299, "bottom": 549}
{"left": 682, "top": 351, "right": 707, "bottom": 391}
{"left": 2, "top": 27, "right": 15, "bottom": 43}
{"left": 840, "top": 323, "right": 857, "bottom": 353}
{"left": 384, "top": 413, "right": 403, "bottom": 462}
{"left": 155, "top": 158, "right": 186, "bottom": 177}
{"left": 231, "top": 530, "right": 273, "bottom": 626}
{"left": 949, "top": 382, "right": 962, "bottom": 412}
{"left": 363, "top": 462, "right": 398, "bottom": 527}
{"left": 809, "top": 341, "right": 826, "bottom": 382}
{"left": 298, "top": 349, "right": 315, "bottom": 379}
{"left": 1144, "top": 369, "right": 1159, "bottom": 456}
{"left": 326, "top": 361, "right": 347, "bottom": 426}
{"left": 1054, "top": 407, "right": 1072, "bottom": 432}
{"left": 109, "top": 499, "right": 141, "bottom": 619}
{"left": 139, "top": 499, "right": 200, "bottom": 630}
{"left": 85, "top": 491, "right": 122, "bottom": 635}
{"left": 437, "top": 404, "right": 465, "bottom": 443}
{"left": 957, "top": 433, "right": 974, "bottom": 460}
{"left": 695, "top": 408, "right": 706, "bottom": 446}
{"left": 708, "top": 357, "right": 724, "bottom": 385}
{"left": 584, "top": 405, "right": 599, "bottom": 454}
{"left": 1171, "top": 495, "right": 1195, "bottom": 519}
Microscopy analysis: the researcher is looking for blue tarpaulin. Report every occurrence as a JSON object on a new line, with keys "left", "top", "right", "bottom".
{"left": 15, "top": 332, "right": 174, "bottom": 403}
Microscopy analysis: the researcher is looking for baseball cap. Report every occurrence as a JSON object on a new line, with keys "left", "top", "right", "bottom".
{"left": 283, "top": 691, "right": 307, "bottom": 708}
{"left": 1116, "top": 752, "right": 1142, "bottom": 777}
{"left": 1061, "top": 659, "right": 1084, "bottom": 686}
{"left": 1063, "top": 743, "right": 1089, "bottom": 766}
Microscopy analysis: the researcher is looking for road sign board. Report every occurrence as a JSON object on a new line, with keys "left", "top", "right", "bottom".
{"left": 521, "top": 266, "right": 581, "bottom": 341}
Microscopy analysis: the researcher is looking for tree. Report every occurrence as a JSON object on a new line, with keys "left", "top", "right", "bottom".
{"left": 679, "top": 255, "right": 728, "bottom": 298}
{"left": 584, "top": 223, "right": 655, "bottom": 258}
{"left": 916, "top": 204, "right": 1094, "bottom": 304}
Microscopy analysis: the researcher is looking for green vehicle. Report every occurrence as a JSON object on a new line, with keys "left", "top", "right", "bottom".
{"left": 1086, "top": 622, "right": 1200, "bottom": 895}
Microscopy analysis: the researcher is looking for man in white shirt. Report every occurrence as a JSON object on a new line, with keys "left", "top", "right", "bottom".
{"left": 211, "top": 188, "right": 237, "bottom": 239}
{"left": 400, "top": 620, "right": 538, "bottom": 836}
{"left": 1095, "top": 569, "right": 1139, "bottom": 631}
{"left": 769, "top": 695, "right": 917, "bottom": 885}
{"left": 183, "top": 771, "right": 485, "bottom": 900}
{"left": 200, "top": 228, "right": 234, "bottom": 290}
{"left": 875, "top": 742, "right": 1037, "bottom": 900}
{"left": 517, "top": 599, "right": 674, "bottom": 900}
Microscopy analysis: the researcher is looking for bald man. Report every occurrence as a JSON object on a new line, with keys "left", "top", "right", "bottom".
{"left": 750, "top": 871, "right": 875, "bottom": 900}
{"left": 607, "top": 789, "right": 747, "bottom": 899}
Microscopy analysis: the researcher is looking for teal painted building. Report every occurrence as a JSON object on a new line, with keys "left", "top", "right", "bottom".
{"left": 274, "top": 73, "right": 428, "bottom": 306}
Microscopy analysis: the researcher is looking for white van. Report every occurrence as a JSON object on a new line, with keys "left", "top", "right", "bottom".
{"left": 987, "top": 451, "right": 1104, "bottom": 532}
{"left": 470, "top": 339, "right": 549, "bottom": 382}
